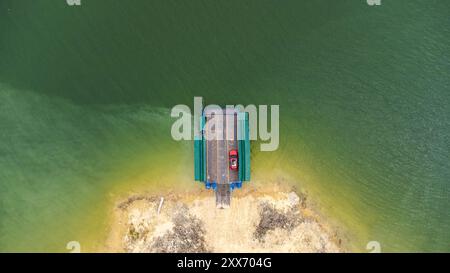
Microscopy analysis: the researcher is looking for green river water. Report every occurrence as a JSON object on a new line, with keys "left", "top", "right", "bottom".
{"left": 0, "top": 0, "right": 449, "bottom": 252}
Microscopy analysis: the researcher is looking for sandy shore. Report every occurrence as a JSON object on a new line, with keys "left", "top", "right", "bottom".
{"left": 104, "top": 183, "right": 346, "bottom": 253}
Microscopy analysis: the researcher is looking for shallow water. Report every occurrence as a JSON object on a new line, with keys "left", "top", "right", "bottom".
{"left": 0, "top": 0, "right": 449, "bottom": 252}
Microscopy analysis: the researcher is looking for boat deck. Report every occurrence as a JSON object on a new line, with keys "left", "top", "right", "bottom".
{"left": 204, "top": 109, "right": 239, "bottom": 208}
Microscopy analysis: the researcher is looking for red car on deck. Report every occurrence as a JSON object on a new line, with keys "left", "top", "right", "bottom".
{"left": 229, "top": 149, "right": 238, "bottom": 170}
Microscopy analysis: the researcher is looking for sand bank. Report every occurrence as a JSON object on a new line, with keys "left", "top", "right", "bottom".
{"left": 104, "top": 183, "right": 345, "bottom": 253}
